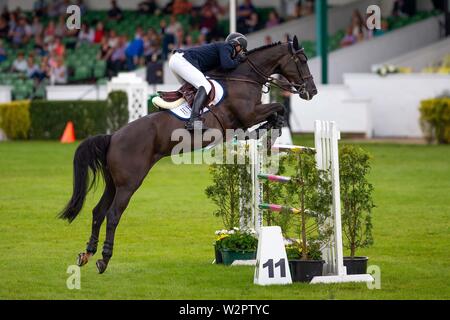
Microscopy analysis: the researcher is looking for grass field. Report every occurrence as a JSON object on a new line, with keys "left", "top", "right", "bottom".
{"left": 0, "top": 137, "right": 449, "bottom": 300}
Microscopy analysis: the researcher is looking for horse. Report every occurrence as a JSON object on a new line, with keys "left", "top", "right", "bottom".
{"left": 58, "top": 36, "right": 317, "bottom": 274}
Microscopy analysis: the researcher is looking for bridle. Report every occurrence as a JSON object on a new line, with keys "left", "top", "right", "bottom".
{"left": 210, "top": 44, "right": 313, "bottom": 97}
{"left": 245, "top": 47, "right": 313, "bottom": 96}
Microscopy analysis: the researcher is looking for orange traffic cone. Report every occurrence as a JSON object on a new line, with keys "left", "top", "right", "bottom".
{"left": 60, "top": 121, "right": 76, "bottom": 143}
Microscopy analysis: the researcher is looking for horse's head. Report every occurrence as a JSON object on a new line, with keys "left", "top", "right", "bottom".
{"left": 277, "top": 36, "right": 317, "bottom": 101}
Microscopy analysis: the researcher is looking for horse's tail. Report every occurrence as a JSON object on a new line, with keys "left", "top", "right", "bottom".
{"left": 58, "top": 134, "right": 112, "bottom": 223}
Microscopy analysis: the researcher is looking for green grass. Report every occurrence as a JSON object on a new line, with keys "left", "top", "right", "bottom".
{"left": 0, "top": 139, "right": 449, "bottom": 299}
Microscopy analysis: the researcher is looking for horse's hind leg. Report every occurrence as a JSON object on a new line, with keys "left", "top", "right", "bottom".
{"left": 96, "top": 186, "right": 135, "bottom": 274}
{"left": 77, "top": 170, "right": 116, "bottom": 267}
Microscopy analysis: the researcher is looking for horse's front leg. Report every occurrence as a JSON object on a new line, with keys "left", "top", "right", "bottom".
{"left": 233, "top": 102, "right": 285, "bottom": 128}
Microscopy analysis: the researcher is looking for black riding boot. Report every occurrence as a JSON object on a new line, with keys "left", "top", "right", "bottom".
{"left": 186, "top": 86, "right": 209, "bottom": 131}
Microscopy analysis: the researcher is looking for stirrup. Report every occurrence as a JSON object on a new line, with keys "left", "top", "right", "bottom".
{"left": 186, "top": 120, "right": 209, "bottom": 131}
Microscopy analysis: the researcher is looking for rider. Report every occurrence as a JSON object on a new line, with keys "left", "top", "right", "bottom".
{"left": 169, "top": 32, "right": 248, "bottom": 131}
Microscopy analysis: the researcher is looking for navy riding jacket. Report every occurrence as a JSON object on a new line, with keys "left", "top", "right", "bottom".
{"left": 177, "top": 42, "right": 240, "bottom": 72}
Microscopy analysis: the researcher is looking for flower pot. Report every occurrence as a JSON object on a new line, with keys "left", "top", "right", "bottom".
{"left": 288, "top": 259, "right": 325, "bottom": 282}
{"left": 214, "top": 245, "right": 223, "bottom": 264}
{"left": 344, "top": 256, "right": 369, "bottom": 274}
{"left": 221, "top": 249, "right": 256, "bottom": 266}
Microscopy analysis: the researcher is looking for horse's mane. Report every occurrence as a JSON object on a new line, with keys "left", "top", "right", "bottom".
{"left": 246, "top": 41, "right": 283, "bottom": 55}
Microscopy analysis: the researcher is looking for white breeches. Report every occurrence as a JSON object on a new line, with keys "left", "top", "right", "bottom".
{"left": 168, "top": 52, "right": 212, "bottom": 94}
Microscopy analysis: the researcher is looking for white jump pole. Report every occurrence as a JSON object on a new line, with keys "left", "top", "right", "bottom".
{"left": 230, "top": 0, "right": 236, "bottom": 34}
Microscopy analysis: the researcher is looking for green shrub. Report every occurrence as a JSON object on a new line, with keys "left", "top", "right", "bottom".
{"left": 205, "top": 143, "right": 252, "bottom": 230}
{"left": 419, "top": 98, "right": 450, "bottom": 144}
{"left": 339, "top": 145, "right": 375, "bottom": 257}
{"left": 29, "top": 100, "right": 107, "bottom": 139}
{"left": 106, "top": 91, "right": 128, "bottom": 133}
{"left": 0, "top": 100, "right": 31, "bottom": 139}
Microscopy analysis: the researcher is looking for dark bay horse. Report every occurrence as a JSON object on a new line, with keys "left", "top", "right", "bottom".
{"left": 59, "top": 36, "right": 317, "bottom": 273}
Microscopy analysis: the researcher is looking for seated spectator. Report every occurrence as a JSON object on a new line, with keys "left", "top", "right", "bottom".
{"left": 108, "top": 35, "right": 127, "bottom": 77}
{"left": 50, "top": 56, "right": 67, "bottom": 84}
{"left": 93, "top": 21, "right": 105, "bottom": 44}
{"left": 0, "top": 17, "right": 8, "bottom": 39}
{"left": 33, "top": 0, "right": 48, "bottom": 17}
{"left": 203, "top": 0, "right": 225, "bottom": 17}
{"left": 108, "top": 0, "right": 123, "bottom": 21}
{"left": 98, "top": 37, "right": 112, "bottom": 60}
{"left": 11, "top": 51, "right": 27, "bottom": 73}
{"left": 173, "top": 28, "right": 184, "bottom": 50}
{"left": 196, "top": 33, "right": 207, "bottom": 45}
{"left": 0, "top": 39, "right": 6, "bottom": 63}
{"left": 78, "top": 23, "right": 94, "bottom": 43}
{"left": 138, "top": 0, "right": 159, "bottom": 14}
{"left": 189, "top": 8, "right": 201, "bottom": 30}
{"left": 147, "top": 27, "right": 160, "bottom": 46}
{"left": 163, "top": 0, "right": 174, "bottom": 15}
{"left": 50, "top": 37, "right": 65, "bottom": 57}
{"left": 142, "top": 33, "right": 162, "bottom": 63}
{"left": 284, "top": 0, "right": 297, "bottom": 19}
{"left": 43, "top": 20, "right": 56, "bottom": 43}
{"left": 351, "top": 10, "right": 365, "bottom": 41}
{"left": 172, "top": 0, "right": 192, "bottom": 16}
{"left": 245, "top": 12, "right": 259, "bottom": 33}
{"left": 162, "top": 15, "right": 181, "bottom": 58}
{"left": 108, "top": 29, "right": 119, "bottom": 48}
{"left": 25, "top": 55, "right": 40, "bottom": 79}
{"left": 237, "top": 0, "right": 256, "bottom": 33}
{"left": 199, "top": 6, "right": 218, "bottom": 37}
{"left": 125, "top": 29, "right": 144, "bottom": 70}
{"left": 9, "top": 16, "right": 29, "bottom": 47}
{"left": 8, "top": 12, "right": 17, "bottom": 33}
{"left": 266, "top": 10, "right": 280, "bottom": 28}
{"left": 47, "top": 0, "right": 60, "bottom": 18}
{"left": 340, "top": 26, "right": 356, "bottom": 47}
{"left": 264, "top": 35, "right": 272, "bottom": 45}
{"left": 76, "top": 0, "right": 88, "bottom": 15}
{"left": 33, "top": 34, "right": 47, "bottom": 56}
{"left": 31, "top": 16, "right": 43, "bottom": 37}
{"left": 392, "top": 0, "right": 416, "bottom": 17}
{"left": 302, "top": 0, "right": 314, "bottom": 16}
{"left": 182, "top": 34, "right": 194, "bottom": 49}
{"left": 55, "top": 15, "right": 67, "bottom": 38}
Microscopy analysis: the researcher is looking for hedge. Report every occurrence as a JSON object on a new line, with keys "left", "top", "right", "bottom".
{"left": 0, "top": 100, "right": 31, "bottom": 139}
{"left": 419, "top": 98, "right": 450, "bottom": 144}
{"left": 0, "top": 91, "right": 129, "bottom": 140}
{"left": 29, "top": 100, "right": 108, "bottom": 139}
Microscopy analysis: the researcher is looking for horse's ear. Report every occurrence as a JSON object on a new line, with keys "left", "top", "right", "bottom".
{"left": 293, "top": 35, "right": 299, "bottom": 50}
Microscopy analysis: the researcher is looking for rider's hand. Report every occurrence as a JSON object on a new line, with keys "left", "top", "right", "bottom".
{"left": 237, "top": 52, "right": 247, "bottom": 62}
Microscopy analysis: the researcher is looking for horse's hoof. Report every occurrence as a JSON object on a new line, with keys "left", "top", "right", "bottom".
{"left": 77, "top": 252, "right": 91, "bottom": 267}
{"left": 96, "top": 259, "right": 108, "bottom": 274}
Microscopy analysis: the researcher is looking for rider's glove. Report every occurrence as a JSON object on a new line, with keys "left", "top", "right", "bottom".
{"left": 237, "top": 52, "right": 247, "bottom": 62}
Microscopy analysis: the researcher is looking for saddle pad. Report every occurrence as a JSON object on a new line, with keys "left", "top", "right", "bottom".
{"left": 167, "top": 79, "right": 224, "bottom": 120}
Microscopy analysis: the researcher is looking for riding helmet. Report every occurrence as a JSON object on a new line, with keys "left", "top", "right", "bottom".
{"left": 226, "top": 32, "right": 248, "bottom": 52}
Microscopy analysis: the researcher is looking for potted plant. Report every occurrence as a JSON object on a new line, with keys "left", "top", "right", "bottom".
{"left": 339, "top": 145, "right": 375, "bottom": 274}
{"left": 213, "top": 230, "right": 229, "bottom": 264}
{"left": 218, "top": 228, "right": 258, "bottom": 265}
{"left": 279, "top": 150, "right": 333, "bottom": 282}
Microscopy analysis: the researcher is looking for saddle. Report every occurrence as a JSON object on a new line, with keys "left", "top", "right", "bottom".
{"left": 154, "top": 79, "right": 216, "bottom": 110}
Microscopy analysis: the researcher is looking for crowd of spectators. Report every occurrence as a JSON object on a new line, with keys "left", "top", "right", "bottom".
{"left": 0, "top": 0, "right": 321, "bottom": 87}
